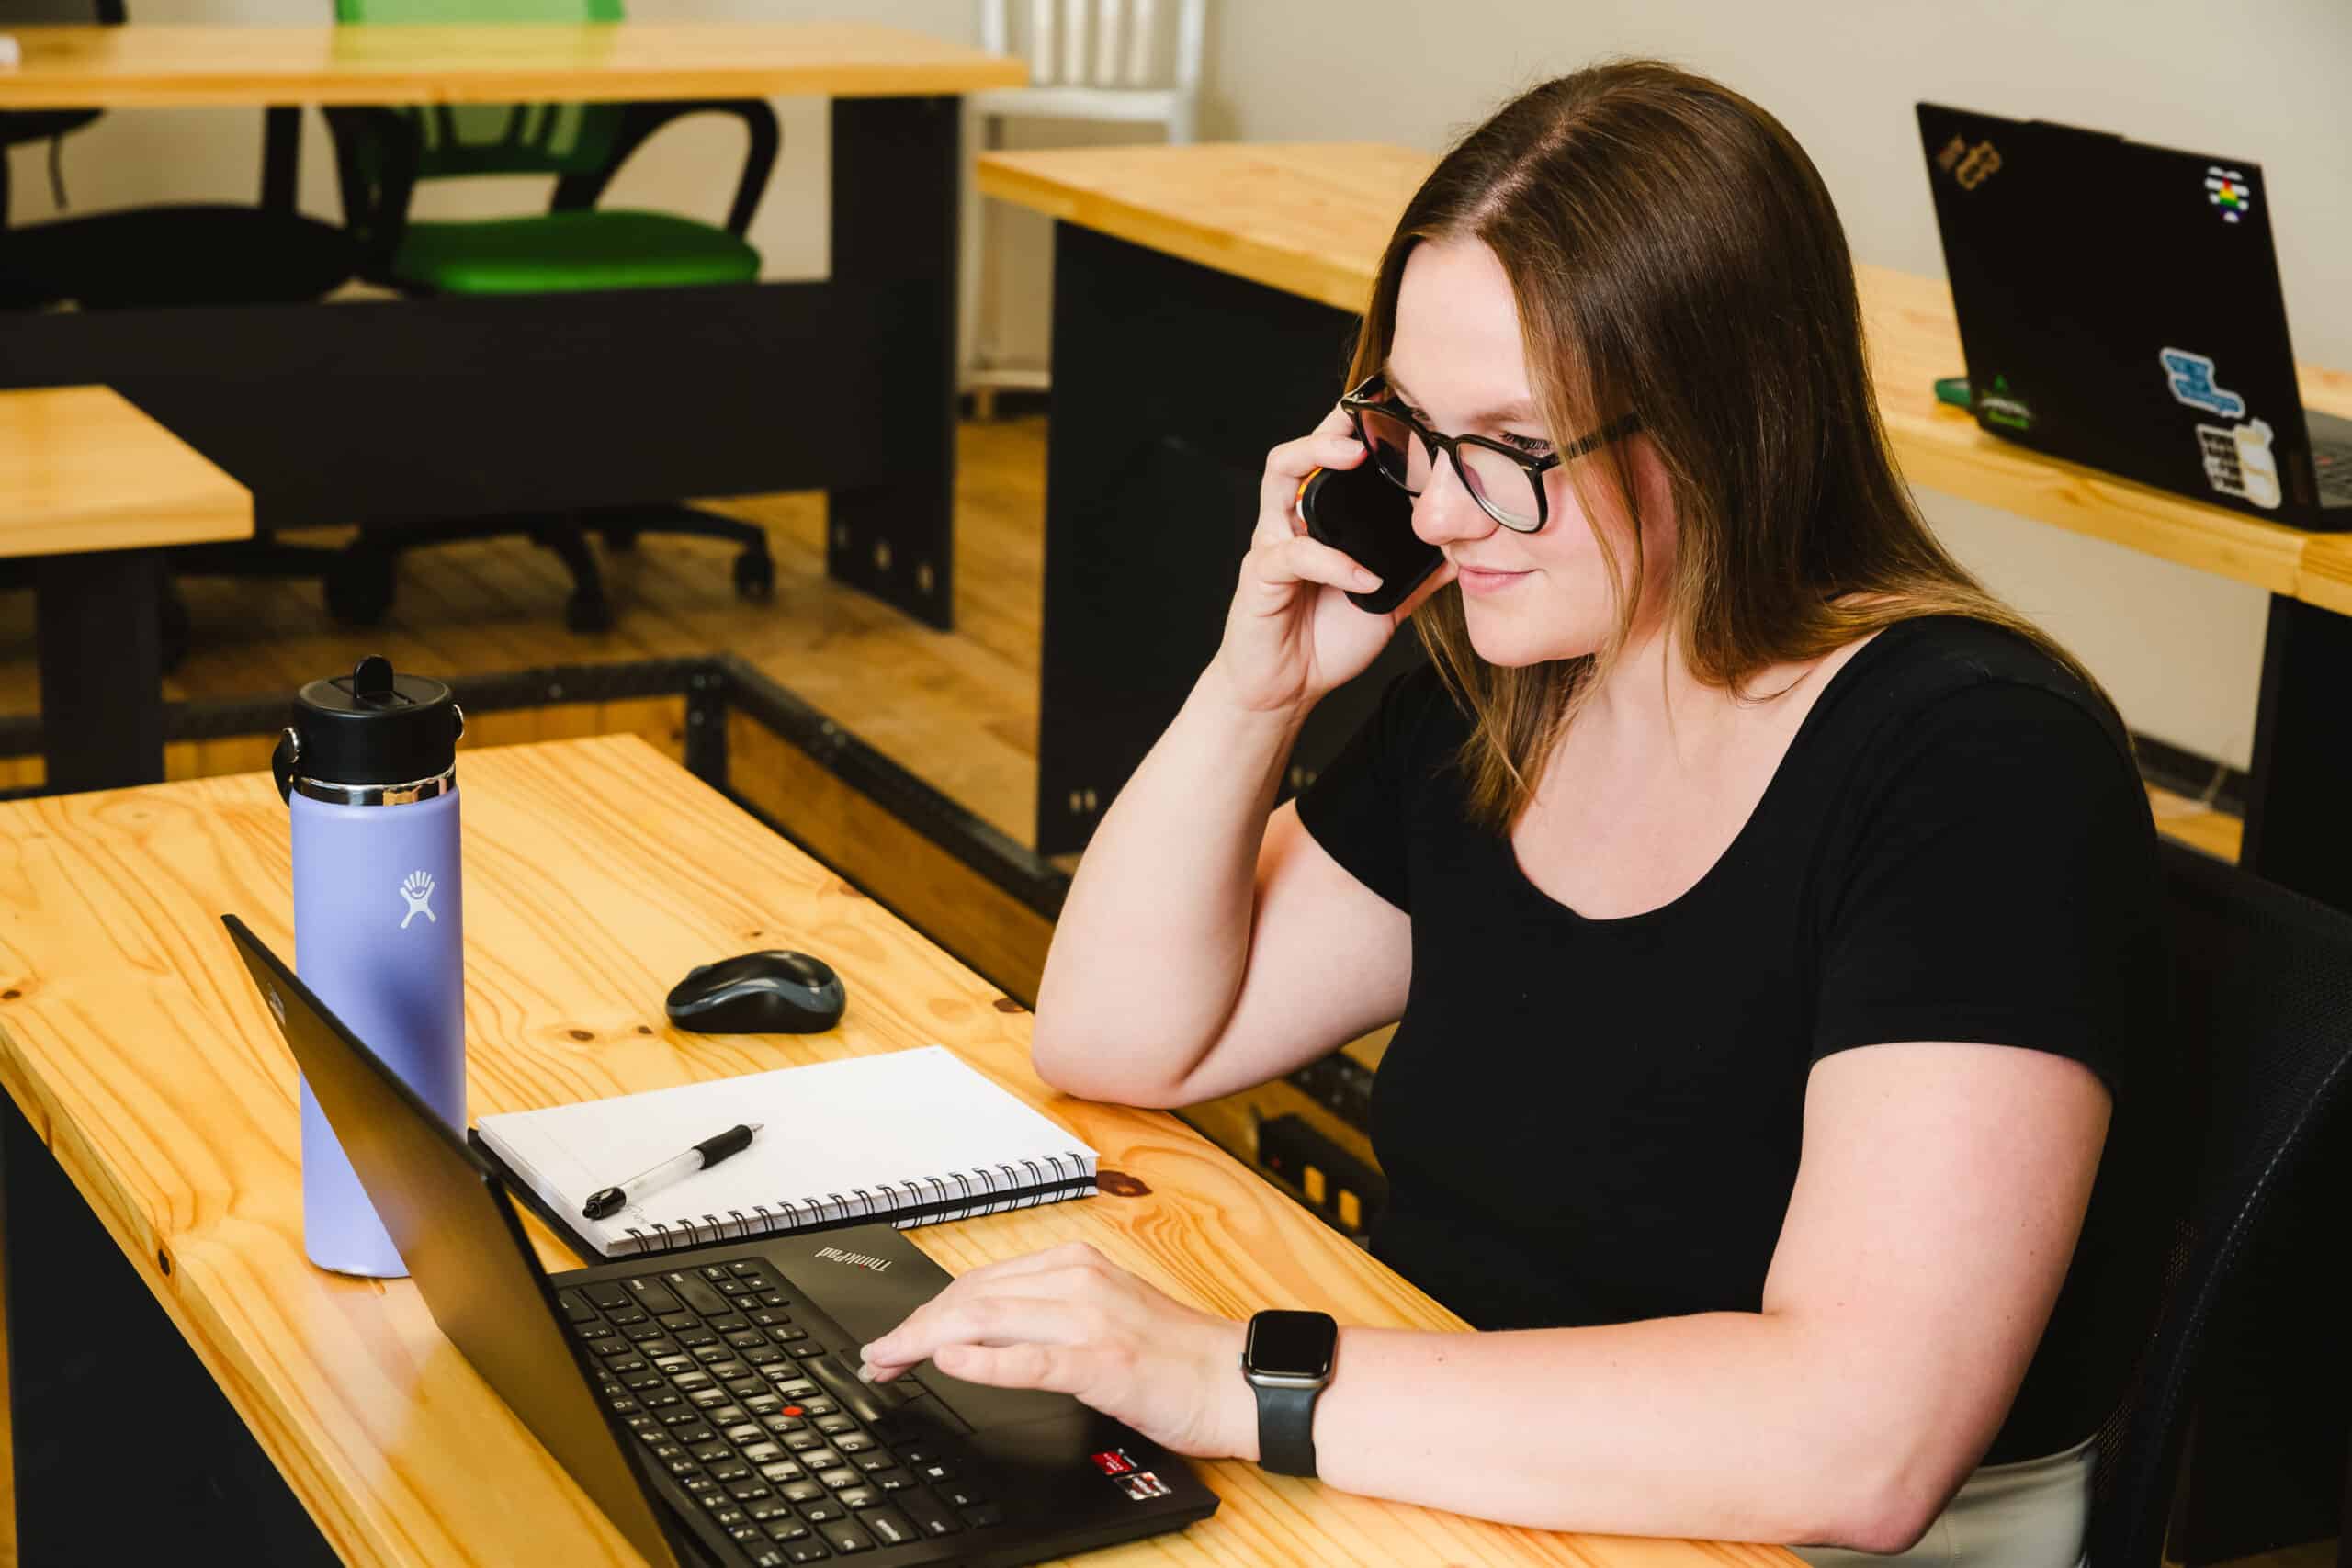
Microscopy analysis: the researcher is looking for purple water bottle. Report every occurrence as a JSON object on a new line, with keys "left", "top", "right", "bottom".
{"left": 270, "top": 655, "right": 466, "bottom": 1277}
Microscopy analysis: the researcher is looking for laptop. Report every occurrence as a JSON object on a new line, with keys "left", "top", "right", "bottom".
{"left": 221, "top": 916, "right": 1218, "bottom": 1568}
{"left": 1917, "top": 102, "right": 2352, "bottom": 529}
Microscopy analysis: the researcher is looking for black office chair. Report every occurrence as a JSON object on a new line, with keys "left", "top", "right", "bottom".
{"left": 2086, "top": 839, "right": 2352, "bottom": 1564}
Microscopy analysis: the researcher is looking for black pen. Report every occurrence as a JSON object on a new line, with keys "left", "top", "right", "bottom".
{"left": 584, "top": 1122, "right": 764, "bottom": 1220}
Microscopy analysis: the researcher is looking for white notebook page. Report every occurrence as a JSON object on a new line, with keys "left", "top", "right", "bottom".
{"left": 477, "top": 1047, "right": 1097, "bottom": 1257}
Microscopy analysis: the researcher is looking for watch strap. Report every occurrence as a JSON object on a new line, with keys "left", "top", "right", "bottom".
{"left": 1254, "top": 1381, "right": 1321, "bottom": 1478}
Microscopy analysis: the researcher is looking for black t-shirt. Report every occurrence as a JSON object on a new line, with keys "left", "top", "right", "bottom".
{"left": 1295, "top": 615, "right": 2169, "bottom": 1465}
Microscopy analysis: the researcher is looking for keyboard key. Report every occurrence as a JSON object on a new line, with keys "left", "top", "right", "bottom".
{"left": 712, "top": 1506, "right": 748, "bottom": 1529}
{"left": 709, "top": 1314, "right": 752, "bottom": 1334}
{"left": 816, "top": 1468, "right": 859, "bottom": 1492}
{"left": 819, "top": 1520, "right": 875, "bottom": 1554}
{"left": 761, "top": 1292, "right": 790, "bottom": 1307}
{"left": 657, "top": 1408, "right": 699, "bottom": 1427}
{"left": 729, "top": 1481, "right": 775, "bottom": 1503}
{"left": 583, "top": 1283, "right": 631, "bottom": 1310}
{"left": 746, "top": 1497, "right": 794, "bottom": 1523}
{"left": 936, "top": 1483, "right": 987, "bottom": 1510}
{"left": 771, "top": 1325, "right": 809, "bottom": 1345}
{"left": 833, "top": 1434, "right": 875, "bottom": 1456}
{"left": 673, "top": 1372, "right": 713, "bottom": 1393}
{"left": 783, "top": 1431, "right": 826, "bottom": 1452}
{"left": 664, "top": 1458, "right": 699, "bottom": 1478}
{"left": 636, "top": 1339, "right": 681, "bottom": 1360}
{"left": 656, "top": 1312, "right": 697, "bottom": 1334}
{"left": 912, "top": 1460, "right": 956, "bottom": 1484}
{"left": 653, "top": 1354, "right": 695, "bottom": 1373}
{"left": 729, "top": 1525, "right": 764, "bottom": 1547}
{"left": 898, "top": 1489, "right": 961, "bottom": 1537}
{"left": 622, "top": 1372, "right": 662, "bottom": 1392}
{"left": 681, "top": 1476, "right": 719, "bottom": 1497}
{"left": 691, "top": 1441, "right": 731, "bottom": 1462}
{"left": 670, "top": 1270, "right": 732, "bottom": 1316}
{"left": 707, "top": 1405, "right": 748, "bottom": 1427}
{"left": 763, "top": 1516, "right": 812, "bottom": 1541}
{"left": 560, "top": 1291, "right": 596, "bottom": 1323}
{"left": 693, "top": 1346, "right": 735, "bottom": 1366}
{"left": 688, "top": 1391, "right": 729, "bottom": 1410}
{"left": 763, "top": 1415, "right": 808, "bottom": 1436}
{"left": 782, "top": 1544, "right": 830, "bottom": 1564}
{"left": 675, "top": 1424, "right": 717, "bottom": 1444}
{"left": 779, "top": 1480, "right": 826, "bottom": 1505}
{"left": 741, "top": 1442, "right": 786, "bottom": 1463}
{"left": 628, "top": 1279, "right": 684, "bottom": 1315}
{"left": 607, "top": 1306, "right": 650, "bottom": 1326}
{"left": 744, "top": 1347, "right": 785, "bottom": 1367}
{"left": 759, "top": 1461, "right": 805, "bottom": 1484}
{"left": 775, "top": 1381, "right": 820, "bottom": 1401}
{"left": 727, "top": 1330, "right": 768, "bottom": 1351}
{"left": 869, "top": 1470, "right": 911, "bottom": 1494}
{"left": 711, "top": 1461, "right": 752, "bottom": 1483}
{"left": 729, "top": 1261, "right": 764, "bottom": 1278}
{"left": 800, "top": 1449, "right": 843, "bottom": 1472}
{"left": 796, "top": 1399, "right": 839, "bottom": 1419}
{"left": 726, "top": 1375, "right": 769, "bottom": 1397}
{"left": 861, "top": 1506, "right": 919, "bottom": 1548}
{"left": 718, "top": 1279, "right": 754, "bottom": 1297}
{"left": 851, "top": 1453, "right": 892, "bottom": 1475}
{"left": 751, "top": 1309, "right": 793, "bottom": 1327}
{"left": 787, "top": 1341, "right": 831, "bottom": 1360}
{"left": 622, "top": 1322, "right": 666, "bottom": 1343}
{"left": 645, "top": 1393, "right": 683, "bottom": 1410}
{"left": 724, "top": 1423, "right": 765, "bottom": 1444}
{"left": 834, "top": 1484, "right": 880, "bottom": 1510}
{"left": 815, "top": 1416, "right": 856, "bottom": 1437}
{"left": 700, "top": 1265, "right": 732, "bottom": 1282}
{"left": 676, "top": 1328, "right": 718, "bottom": 1349}
{"left": 798, "top": 1499, "right": 844, "bottom": 1526}
{"left": 959, "top": 1502, "right": 1005, "bottom": 1529}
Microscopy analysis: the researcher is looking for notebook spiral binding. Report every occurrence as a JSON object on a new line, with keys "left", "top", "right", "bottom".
{"left": 620, "top": 1150, "right": 1097, "bottom": 1255}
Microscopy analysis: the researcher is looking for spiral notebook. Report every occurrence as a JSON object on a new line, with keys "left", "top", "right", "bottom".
{"left": 471, "top": 1047, "right": 1098, "bottom": 1259}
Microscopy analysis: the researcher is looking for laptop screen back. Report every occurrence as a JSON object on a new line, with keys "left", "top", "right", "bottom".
{"left": 1917, "top": 102, "right": 2316, "bottom": 518}
{"left": 221, "top": 916, "right": 681, "bottom": 1568}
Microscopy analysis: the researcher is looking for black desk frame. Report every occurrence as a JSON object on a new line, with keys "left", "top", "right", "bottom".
{"left": 10, "top": 96, "right": 963, "bottom": 793}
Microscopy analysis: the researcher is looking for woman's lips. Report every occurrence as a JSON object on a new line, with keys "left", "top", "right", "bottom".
{"left": 1454, "top": 563, "right": 1532, "bottom": 596}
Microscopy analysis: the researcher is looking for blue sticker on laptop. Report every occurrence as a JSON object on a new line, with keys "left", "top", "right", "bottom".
{"left": 2159, "top": 349, "right": 2246, "bottom": 419}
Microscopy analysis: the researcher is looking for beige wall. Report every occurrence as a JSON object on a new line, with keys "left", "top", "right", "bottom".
{"left": 14, "top": 0, "right": 2350, "bottom": 769}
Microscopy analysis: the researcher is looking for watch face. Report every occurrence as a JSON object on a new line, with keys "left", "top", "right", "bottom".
{"left": 1246, "top": 1310, "right": 1337, "bottom": 1379}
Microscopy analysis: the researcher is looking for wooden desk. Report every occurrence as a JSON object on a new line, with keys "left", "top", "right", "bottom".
{"left": 0, "top": 22, "right": 1022, "bottom": 109}
{"left": 0, "top": 386, "right": 250, "bottom": 793}
{"left": 0, "top": 736, "right": 1793, "bottom": 1567}
{"left": 980, "top": 143, "right": 2352, "bottom": 901}
{"left": 0, "top": 26, "right": 1027, "bottom": 706}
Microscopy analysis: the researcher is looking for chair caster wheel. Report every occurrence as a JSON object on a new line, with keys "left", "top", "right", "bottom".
{"left": 325, "top": 548, "right": 395, "bottom": 626}
{"left": 565, "top": 590, "right": 614, "bottom": 635}
{"left": 733, "top": 549, "right": 775, "bottom": 601}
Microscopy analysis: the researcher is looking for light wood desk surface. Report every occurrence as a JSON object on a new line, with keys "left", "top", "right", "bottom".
{"left": 0, "top": 22, "right": 1025, "bottom": 110}
{"left": 978, "top": 141, "right": 2352, "bottom": 606}
{"left": 0, "top": 736, "right": 1793, "bottom": 1568}
{"left": 0, "top": 386, "right": 251, "bottom": 559}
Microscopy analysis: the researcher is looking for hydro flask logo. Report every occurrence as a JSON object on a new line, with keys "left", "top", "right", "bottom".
{"left": 399, "top": 871, "right": 438, "bottom": 929}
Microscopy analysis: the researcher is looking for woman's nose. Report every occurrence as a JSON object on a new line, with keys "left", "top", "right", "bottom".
{"left": 1411, "top": 454, "right": 1496, "bottom": 547}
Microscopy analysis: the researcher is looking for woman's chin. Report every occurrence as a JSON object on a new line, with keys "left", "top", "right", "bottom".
{"left": 1464, "top": 605, "right": 1600, "bottom": 669}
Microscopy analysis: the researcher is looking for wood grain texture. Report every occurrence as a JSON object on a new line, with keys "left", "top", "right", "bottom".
{"left": 980, "top": 142, "right": 2346, "bottom": 598}
{"left": 0, "top": 387, "right": 251, "bottom": 558}
{"left": 0, "top": 737, "right": 1793, "bottom": 1567}
{"left": 0, "top": 22, "right": 1024, "bottom": 109}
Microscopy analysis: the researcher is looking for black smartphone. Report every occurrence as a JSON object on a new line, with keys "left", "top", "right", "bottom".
{"left": 1298, "top": 462, "right": 1442, "bottom": 615}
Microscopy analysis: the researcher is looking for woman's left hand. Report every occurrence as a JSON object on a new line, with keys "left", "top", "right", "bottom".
{"left": 858, "top": 1241, "right": 1257, "bottom": 1461}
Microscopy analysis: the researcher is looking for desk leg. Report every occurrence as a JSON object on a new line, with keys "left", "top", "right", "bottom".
{"left": 827, "top": 96, "right": 958, "bottom": 630}
{"left": 2241, "top": 593, "right": 2352, "bottom": 907}
{"left": 1033, "top": 224, "right": 1421, "bottom": 856}
{"left": 33, "top": 550, "right": 164, "bottom": 795}
{"left": 0, "top": 1096, "right": 336, "bottom": 1565}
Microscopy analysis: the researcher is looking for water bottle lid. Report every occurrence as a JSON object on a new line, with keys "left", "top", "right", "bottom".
{"left": 283, "top": 656, "right": 462, "bottom": 790}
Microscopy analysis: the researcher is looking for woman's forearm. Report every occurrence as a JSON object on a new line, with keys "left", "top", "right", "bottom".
{"left": 1030, "top": 665, "right": 1307, "bottom": 1102}
{"left": 1243, "top": 1314, "right": 1962, "bottom": 1555}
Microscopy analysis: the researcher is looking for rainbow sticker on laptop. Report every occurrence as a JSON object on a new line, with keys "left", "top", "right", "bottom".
{"left": 2205, "top": 166, "right": 2253, "bottom": 223}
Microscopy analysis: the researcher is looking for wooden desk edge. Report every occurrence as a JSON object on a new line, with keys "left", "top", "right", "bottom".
{"left": 977, "top": 154, "right": 1378, "bottom": 316}
{"left": 0, "top": 387, "right": 254, "bottom": 557}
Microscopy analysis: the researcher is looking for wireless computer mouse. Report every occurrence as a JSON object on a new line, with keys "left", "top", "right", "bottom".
{"left": 666, "top": 950, "right": 846, "bottom": 1034}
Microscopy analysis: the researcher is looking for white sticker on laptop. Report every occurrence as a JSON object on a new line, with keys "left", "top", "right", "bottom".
{"left": 2194, "top": 418, "right": 2282, "bottom": 510}
{"left": 2205, "top": 166, "right": 2254, "bottom": 224}
{"left": 2159, "top": 348, "right": 2246, "bottom": 418}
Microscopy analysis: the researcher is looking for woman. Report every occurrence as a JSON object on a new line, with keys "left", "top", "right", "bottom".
{"left": 862, "top": 61, "right": 2165, "bottom": 1565}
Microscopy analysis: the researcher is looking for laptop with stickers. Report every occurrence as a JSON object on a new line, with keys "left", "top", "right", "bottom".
{"left": 1917, "top": 103, "right": 2352, "bottom": 530}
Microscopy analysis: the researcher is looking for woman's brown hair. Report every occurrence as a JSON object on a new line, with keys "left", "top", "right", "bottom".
{"left": 1351, "top": 60, "right": 2109, "bottom": 828}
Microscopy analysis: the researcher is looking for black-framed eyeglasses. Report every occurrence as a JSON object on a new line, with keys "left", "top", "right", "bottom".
{"left": 1340, "top": 372, "right": 1640, "bottom": 533}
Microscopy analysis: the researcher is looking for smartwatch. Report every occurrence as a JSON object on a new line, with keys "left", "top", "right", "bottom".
{"left": 1241, "top": 1309, "right": 1339, "bottom": 1478}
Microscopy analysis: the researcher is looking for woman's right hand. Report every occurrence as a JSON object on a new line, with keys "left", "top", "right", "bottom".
{"left": 1210, "top": 407, "right": 1457, "bottom": 717}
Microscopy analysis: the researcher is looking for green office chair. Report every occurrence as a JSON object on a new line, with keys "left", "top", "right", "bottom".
{"left": 319, "top": 0, "right": 781, "bottom": 632}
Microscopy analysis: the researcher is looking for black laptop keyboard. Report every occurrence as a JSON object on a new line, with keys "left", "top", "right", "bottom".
{"left": 565, "top": 1258, "right": 1001, "bottom": 1564}
{"left": 2316, "top": 436, "right": 2352, "bottom": 505}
